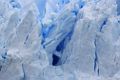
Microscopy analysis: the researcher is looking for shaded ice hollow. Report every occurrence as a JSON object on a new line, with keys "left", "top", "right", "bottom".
{"left": 0, "top": 0, "right": 120, "bottom": 80}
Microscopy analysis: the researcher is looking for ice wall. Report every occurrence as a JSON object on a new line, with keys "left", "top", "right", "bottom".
{"left": 0, "top": 0, "right": 120, "bottom": 80}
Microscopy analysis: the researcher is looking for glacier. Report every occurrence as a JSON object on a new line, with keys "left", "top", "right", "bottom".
{"left": 0, "top": 0, "right": 120, "bottom": 80}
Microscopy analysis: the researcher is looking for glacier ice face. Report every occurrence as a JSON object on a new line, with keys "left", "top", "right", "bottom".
{"left": 0, "top": 0, "right": 120, "bottom": 80}
{"left": 62, "top": 0, "right": 120, "bottom": 77}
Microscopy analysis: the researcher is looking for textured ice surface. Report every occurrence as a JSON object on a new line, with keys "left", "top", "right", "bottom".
{"left": 0, "top": 0, "right": 120, "bottom": 80}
